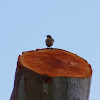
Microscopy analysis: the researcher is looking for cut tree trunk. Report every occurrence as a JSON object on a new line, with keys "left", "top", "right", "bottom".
{"left": 10, "top": 48, "right": 92, "bottom": 100}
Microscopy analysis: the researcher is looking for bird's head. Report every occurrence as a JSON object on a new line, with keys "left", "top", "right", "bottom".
{"left": 46, "top": 35, "right": 51, "bottom": 38}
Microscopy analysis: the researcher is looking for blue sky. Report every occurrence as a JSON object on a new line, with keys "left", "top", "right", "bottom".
{"left": 0, "top": 0, "right": 100, "bottom": 100}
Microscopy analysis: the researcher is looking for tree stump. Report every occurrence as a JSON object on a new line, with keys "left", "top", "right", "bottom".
{"left": 10, "top": 48, "right": 92, "bottom": 100}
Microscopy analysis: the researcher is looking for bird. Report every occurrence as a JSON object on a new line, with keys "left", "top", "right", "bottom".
{"left": 45, "top": 35, "right": 54, "bottom": 48}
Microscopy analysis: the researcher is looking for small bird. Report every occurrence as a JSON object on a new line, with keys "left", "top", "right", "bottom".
{"left": 45, "top": 35, "right": 54, "bottom": 48}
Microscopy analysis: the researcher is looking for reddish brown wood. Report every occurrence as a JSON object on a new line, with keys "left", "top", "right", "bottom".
{"left": 18, "top": 48, "right": 92, "bottom": 78}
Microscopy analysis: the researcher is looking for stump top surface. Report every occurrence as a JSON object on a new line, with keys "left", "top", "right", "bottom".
{"left": 18, "top": 48, "right": 92, "bottom": 78}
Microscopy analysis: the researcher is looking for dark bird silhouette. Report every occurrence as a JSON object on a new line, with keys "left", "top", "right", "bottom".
{"left": 45, "top": 35, "right": 54, "bottom": 48}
